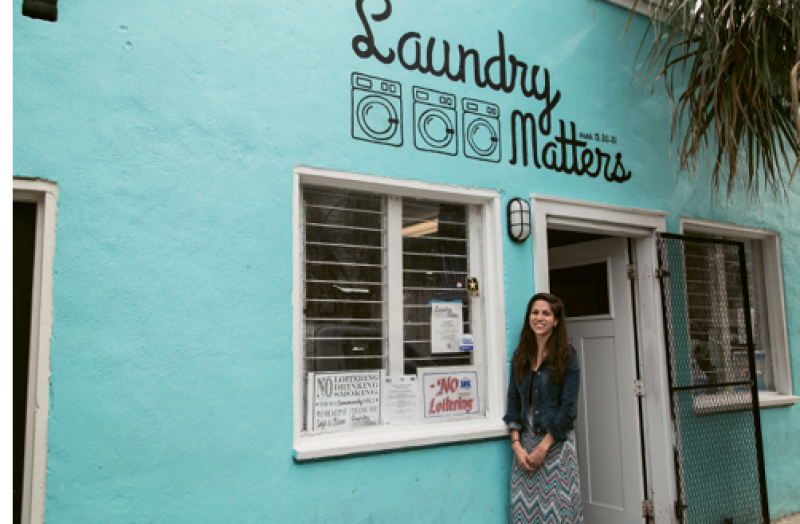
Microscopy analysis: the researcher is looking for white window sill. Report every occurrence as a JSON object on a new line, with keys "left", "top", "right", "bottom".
{"left": 691, "top": 391, "right": 800, "bottom": 415}
{"left": 758, "top": 391, "right": 800, "bottom": 408}
{"left": 294, "top": 419, "right": 508, "bottom": 461}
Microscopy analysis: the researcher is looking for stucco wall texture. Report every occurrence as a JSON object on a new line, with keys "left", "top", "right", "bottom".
{"left": 14, "top": 0, "right": 799, "bottom": 522}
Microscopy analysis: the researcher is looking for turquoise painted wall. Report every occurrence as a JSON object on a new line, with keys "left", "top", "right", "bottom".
{"left": 13, "top": 0, "right": 799, "bottom": 521}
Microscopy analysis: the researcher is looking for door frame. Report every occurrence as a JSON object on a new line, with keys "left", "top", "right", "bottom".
{"left": 530, "top": 194, "right": 675, "bottom": 524}
{"left": 14, "top": 178, "right": 58, "bottom": 524}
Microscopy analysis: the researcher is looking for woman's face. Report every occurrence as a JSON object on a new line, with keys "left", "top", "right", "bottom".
{"left": 529, "top": 300, "right": 556, "bottom": 337}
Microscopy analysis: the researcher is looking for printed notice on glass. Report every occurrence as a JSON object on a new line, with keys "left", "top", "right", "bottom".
{"left": 381, "top": 375, "right": 420, "bottom": 426}
{"left": 306, "top": 370, "right": 383, "bottom": 434}
{"left": 419, "top": 365, "right": 483, "bottom": 422}
{"left": 430, "top": 300, "right": 463, "bottom": 354}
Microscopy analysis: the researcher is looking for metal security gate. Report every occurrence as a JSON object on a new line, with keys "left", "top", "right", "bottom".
{"left": 656, "top": 233, "right": 769, "bottom": 524}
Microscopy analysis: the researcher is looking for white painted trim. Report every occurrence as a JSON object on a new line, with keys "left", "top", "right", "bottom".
{"left": 293, "top": 166, "right": 508, "bottom": 460}
{"left": 530, "top": 195, "right": 676, "bottom": 523}
{"left": 758, "top": 391, "right": 800, "bottom": 408}
{"left": 547, "top": 216, "right": 654, "bottom": 237}
{"left": 531, "top": 194, "right": 667, "bottom": 293}
{"left": 294, "top": 420, "right": 508, "bottom": 460}
{"left": 680, "top": 218, "right": 794, "bottom": 399}
{"left": 13, "top": 178, "right": 58, "bottom": 524}
{"left": 680, "top": 217, "right": 773, "bottom": 240}
{"left": 296, "top": 165, "right": 498, "bottom": 203}
{"left": 604, "top": 0, "right": 656, "bottom": 17}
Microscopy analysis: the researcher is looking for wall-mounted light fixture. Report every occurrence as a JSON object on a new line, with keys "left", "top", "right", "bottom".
{"left": 507, "top": 198, "right": 531, "bottom": 242}
{"left": 22, "top": 0, "right": 58, "bottom": 22}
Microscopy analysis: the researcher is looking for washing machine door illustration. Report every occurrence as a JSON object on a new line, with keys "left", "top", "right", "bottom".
{"left": 462, "top": 98, "right": 501, "bottom": 162}
{"left": 413, "top": 87, "right": 458, "bottom": 156}
{"left": 351, "top": 73, "right": 403, "bottom": 147}
{"left": 419, "top": 108, "right": 455, "bottom": 148}
{"left": 357, "top": 95, "right": 400, "bottom": 141}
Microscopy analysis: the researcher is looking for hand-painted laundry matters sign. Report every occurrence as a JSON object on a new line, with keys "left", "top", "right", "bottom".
{"left": 350, "top": 0, "right": 632, "bottom": 183}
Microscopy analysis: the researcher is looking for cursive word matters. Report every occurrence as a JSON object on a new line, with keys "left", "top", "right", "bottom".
{"left": 510, "top": 114, "right": 632, "bottom": 183}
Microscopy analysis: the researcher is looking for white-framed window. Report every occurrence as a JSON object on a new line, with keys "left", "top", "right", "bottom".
{"left": 681, "top": 217, "right": 799, "bottom": 408}
{"left": 292, "top": 166, "right": 508, "bottom": 460}
{"left": 13, "top": 178, "right": 58, "bottom": 524}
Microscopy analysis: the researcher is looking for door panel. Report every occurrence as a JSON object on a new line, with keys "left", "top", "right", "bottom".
{"left": 550, "top": 237, "right": 643, "bottom": 524}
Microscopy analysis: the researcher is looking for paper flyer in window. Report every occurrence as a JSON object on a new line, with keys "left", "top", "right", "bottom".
{"left": 380, "top": 375, "right": 421, "bottom": 426}
{"left": 306, "top": 370, "right": 383, "bottom": 433}
{"left": 418, "top": 365, "right": 483, "bottom": 422}
{"left": 429, "top": 300, "right": 463, "bottom": 354}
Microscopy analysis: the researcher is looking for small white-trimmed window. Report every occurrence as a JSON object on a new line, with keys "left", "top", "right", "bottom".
{"left": 681, "top": 218, "right": 799, "bottom": 408}
{"left": 292, "top": 167, "right": 508, "bottom": 460}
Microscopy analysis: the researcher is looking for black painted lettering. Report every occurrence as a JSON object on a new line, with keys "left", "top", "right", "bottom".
{"left": 509, "top": 110, "right": 541, "bottom": 168}
{"left": 580, "top": 148, "right": 595, "bottom": 177}
{"left": 426, "top": 37, "right": 449, "bottom": 77}
{"left": 352, "top": 0, "right": 396, "bottom": 64}
{"left": 554, "top": 121, "right": 587, "bottom": 175}
{"left": 398, "top": 32, "right": 422, "bottom": 70}
{"left": 542, "top": 141, "right": 561, "bottom": 172}
{"left": 457, "top": 46, "right": 487, "bottom": 87}
{"left": 531, "top": 68, "right": 560, "bottom": 135}
{"left": 607, "top": 153, "right": 632, "bottom": 183}
{"left": 593, "top": 148, "right": 611, "bottom": 179}
{"left": 483, "top": 31, "right": 507, "bottom": 91}
{"left": 504, "top": 55, "right": 522, "bottom": 94}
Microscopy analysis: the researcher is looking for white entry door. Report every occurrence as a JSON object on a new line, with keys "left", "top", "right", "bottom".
{"left": 549, "top": 237, "right": 644, "bottom": 524}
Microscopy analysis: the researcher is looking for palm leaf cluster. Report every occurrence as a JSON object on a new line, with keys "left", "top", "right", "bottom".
{"left": 628, "top": 0, "right": 800, "bottom": 199}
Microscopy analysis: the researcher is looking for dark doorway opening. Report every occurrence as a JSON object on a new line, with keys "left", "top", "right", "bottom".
{"left": 14, "top": 202, "right": 37, "bottom": 524}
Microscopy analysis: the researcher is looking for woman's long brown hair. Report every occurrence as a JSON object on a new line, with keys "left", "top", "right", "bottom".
{"left": 511, "top": 293, "right": 571, "bottom": 384}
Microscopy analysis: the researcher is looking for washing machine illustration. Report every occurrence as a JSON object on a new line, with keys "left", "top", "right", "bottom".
{"left": 351, "top": 72, "right": 403, "bottom": 147}
{"left": 413, "top": 87, "right": 457, "bottom": 156}
{"left": 462, "top": 98, "right": 501, "bottom": 162}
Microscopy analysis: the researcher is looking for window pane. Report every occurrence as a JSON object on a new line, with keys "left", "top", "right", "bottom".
{"left": 303, "top": 186, "right": 387, "bottom": 420}
{"left": 402, "top": 199, "right": 472, "bottom": 371}
{"left": 305, "top": 262, "right": 382, "bottom": 285}
{"left": 306, "top": 224, "right": 382, "bottom": 247}
{"left": 688, "top": 234, "right": 773, "bottom": 391}
{"left": 304, "top": 187, "right": 382, "bottom": 212}
{"left": 403, "top": 253, "right": 468, "bottom": 271}
{"left": 681, "top": 239, "right": 772, "bottom": 398}
{"left": 403, "top": 270, "right": 468, "bottom": 288}
{"left": 550, "top": 262, "right": 610, "bottom": 317}
{"left": 305, "top": 282, "right": 382, "bottom": 301}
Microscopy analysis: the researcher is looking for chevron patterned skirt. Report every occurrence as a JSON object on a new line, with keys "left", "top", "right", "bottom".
{"left": 510, "top": 429, "right": 584, "bottom": 524}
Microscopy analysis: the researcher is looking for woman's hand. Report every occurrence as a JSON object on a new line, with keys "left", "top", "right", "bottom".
{"left": 512, "top": 442, "right": 536, "bottom": 472}
{"left": 528, "top": 442, "right": 549, "bottom": 469}
{"left": 528, "top": 433, "right": 555, "bottom": 470}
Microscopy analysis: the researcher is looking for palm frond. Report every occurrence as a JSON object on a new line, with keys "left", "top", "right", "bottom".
{"left": 627, "top": 0, "right": 800, "bottom": 200}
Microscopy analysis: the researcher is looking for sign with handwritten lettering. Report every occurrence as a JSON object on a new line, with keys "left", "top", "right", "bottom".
{"left": 307, "top": 371, "right": 383, "bottom": 433}
{"left": 419, "top": 366, "right": 482, "bottom": 422}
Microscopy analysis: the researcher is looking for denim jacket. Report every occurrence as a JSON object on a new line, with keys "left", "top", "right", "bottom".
{"left": 503, "top": 347, "right": 580, "bottom": 441}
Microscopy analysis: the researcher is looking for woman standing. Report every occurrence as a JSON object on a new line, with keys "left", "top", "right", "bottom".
{"left": 504, "top": 293, "right": 583, "bottom": 523}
